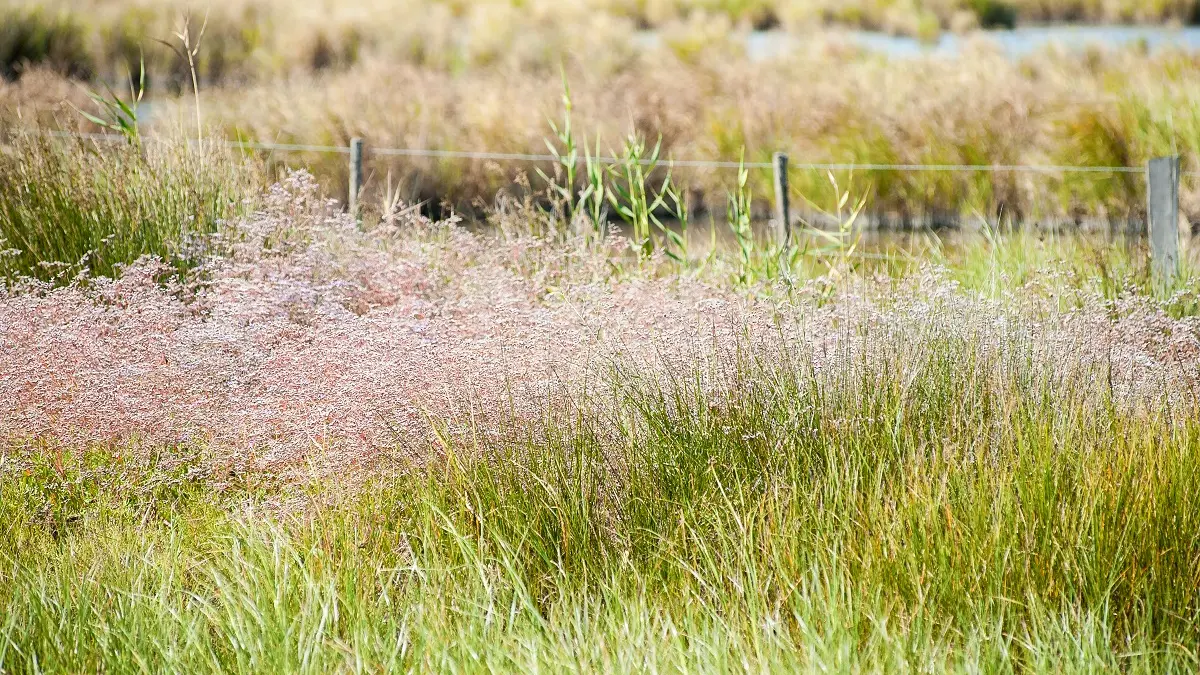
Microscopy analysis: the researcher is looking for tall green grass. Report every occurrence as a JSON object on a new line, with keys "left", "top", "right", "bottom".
{"left": 4, "top": 328, "right": 1199, "bottom": 672}
{"left": 0, "top": 134, "right": 258, "bottom": 282}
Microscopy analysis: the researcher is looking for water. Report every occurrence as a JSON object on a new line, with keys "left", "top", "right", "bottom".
{"left": 842, "top": 25, "right": 1200, "bottom": 59}
{"left": 636, "top": 25, "right": 1200, "bottom": 61}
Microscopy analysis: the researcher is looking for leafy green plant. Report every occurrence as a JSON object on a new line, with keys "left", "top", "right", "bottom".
{"left": 535, "top": 72, "right": 580, "bottom": 229}
{"left": 535, "top": 74, "right": 639, "bottom": 249}
{"left": 726, "top": 151, "right": 755, "bottom": 283}
{"left": 796, "top": 171, "right": 869, "bottom": 279}
{"left": 72, "top": 54, "right": 146, "bottom": 143}
{"left": 577, "top": 133, "right": 609, "bottom": 240}
{"left": 607, "top": 133, "right": 688, "bottom": 262}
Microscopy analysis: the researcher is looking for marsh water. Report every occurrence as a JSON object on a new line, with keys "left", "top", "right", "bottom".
{"left": 635, "top": 25, "right": 1200, "bottom": 60}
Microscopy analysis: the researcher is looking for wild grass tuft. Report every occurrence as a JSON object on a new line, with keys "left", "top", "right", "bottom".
{"left": 0, "top": 134, "right": 259, "bottom": 282}
{"left": 0, "top": 7, "right": 92, "bottom": 81}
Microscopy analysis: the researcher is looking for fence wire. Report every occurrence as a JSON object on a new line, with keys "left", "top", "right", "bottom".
{"left": 33, "top": 129, "right": 1163, "bottom": 176}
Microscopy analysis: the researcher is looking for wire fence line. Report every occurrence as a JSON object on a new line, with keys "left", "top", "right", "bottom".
{"left": 25, "top": 127, "right": 1192, "bottom": 277}
{"left": 34, "top": 129, "right": 1170, "bottom": 176}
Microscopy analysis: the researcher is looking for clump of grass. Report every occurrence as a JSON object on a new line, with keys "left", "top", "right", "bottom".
{"left": 3, "top": 162, "right": 1200, "bottom": 669}
{"left": 605, "top": 133, "right": 690, "bottom": 261}
{"left": 535, "top": 74, "right": 582, "bottom": 228}
{"left": 0, "top": 134, "right": 259, "bottom": 282}
{"left": 539, "top": 79, "right": 689, "bottom": 260}
{"left": 971, "top": 0, "right": 1018, "bottom": 28}
{"left": 726, "top": 151, "right": 756, "bottom": 282}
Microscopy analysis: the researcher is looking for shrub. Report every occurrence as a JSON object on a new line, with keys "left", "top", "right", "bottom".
{"left": 971, "top": 0, "right": 1019, "bottom": 28}
{"left": 0, "top": 8, "right": 93, "bottom": 81}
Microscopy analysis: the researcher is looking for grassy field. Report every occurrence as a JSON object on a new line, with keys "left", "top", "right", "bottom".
{"left": 8, "top": 28, "right": 1200, "bottom": 226}
{"left": 5, "top": 2, "right": 1200, "bottom": 666}
{"left": 2, "top": 0, "right": 1199, "bottom": 86}
{"left": 5, "top": 364, "right": 1200, "bottom": 671}
{"left": 0, "top": 135, "right": 257, "bottom": 282}
{"left": 7, "top": 0, "right": 1200, "bottom": 226}
{"left": 3, "top": 135, "right": 1200, "bottom": 670}
{"left": 179, "top": 45, "right": 1200, "bottom": 225}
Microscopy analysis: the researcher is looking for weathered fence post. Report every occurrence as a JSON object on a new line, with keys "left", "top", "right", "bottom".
{"left": 1147, "top": 156, "right": 1180, "bottom": 284}
{"left": 773, "top": 152, "right": 791, "bottom": 253}
{"left": 349, "top": 137, "right": 364, "bottom": 220}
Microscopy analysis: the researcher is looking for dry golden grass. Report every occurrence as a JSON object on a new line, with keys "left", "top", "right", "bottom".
{"left": 2, "top": 0, "right": 1198, "bottom": 87}
{"left": 5, "top": 0, "right": 1200, "bottom": 225}
{"left": 103, "top": 42, "right": 1196, "bottom": 227}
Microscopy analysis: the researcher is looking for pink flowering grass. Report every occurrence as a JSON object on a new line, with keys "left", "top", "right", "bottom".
{"left": 0, "top": 171, "right": 730, "bottom": 475}
{"left": 2, "top": 170, "right": 1199, "bottom": 483}
{"left": 5, "top": 171, "right": 1200, "bottom": 672}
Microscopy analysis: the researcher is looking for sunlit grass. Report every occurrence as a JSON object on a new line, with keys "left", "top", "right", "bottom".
{"left": 4, "top": 327, "right": 1200, "bottom": 671}
{"left": 4, "top": 145, "right": 1200, "bottom": 670}
{"left": 2, "top": 0, "right": 1196, "bottom": 89}
{"left": 0, "top": 134, "right": 258, "bottom": 282}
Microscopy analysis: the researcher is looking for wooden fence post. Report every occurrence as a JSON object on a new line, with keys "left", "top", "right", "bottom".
{"left": 773, "top": 152, "right": 791, "bottom": 253}
{"left": 1147, "top": 156, "right": 1180, "bottom": 284}
{"left": 349, "top": 137, "right": 364, "bottom": 220}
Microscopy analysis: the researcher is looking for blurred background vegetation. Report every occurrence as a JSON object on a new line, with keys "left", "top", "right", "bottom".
{"left": 4, "top": 0, "right": 1200, "bottom": 228}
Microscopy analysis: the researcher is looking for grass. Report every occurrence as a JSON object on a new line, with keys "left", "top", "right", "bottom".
{"left": 2, "top": 0, "right": 1200, "bottom": 87}
{"left": 8, "top": 1, "right": 1200, "bottom": 225}
{"left": 4, "top": 127, "right": 1200, "bottom": 670}
{"left": 37, "top": 43, "right": 1181, "bottom": 227}
{"left": 4, "top": 323, "right": 1200, "bottom": 671}
{"left": 0, "top": 6, "right": 92, "bottom": 81}
{"left": 0, "top": 133, "right": 259, "bottom": 282}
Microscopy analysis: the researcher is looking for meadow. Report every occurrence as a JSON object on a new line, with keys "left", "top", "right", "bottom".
{"left": 2, "top": 133, "right": 1200, "bottom": 671}
{"left": 4, "top": 2, "right": 1200, "bottom": 670}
